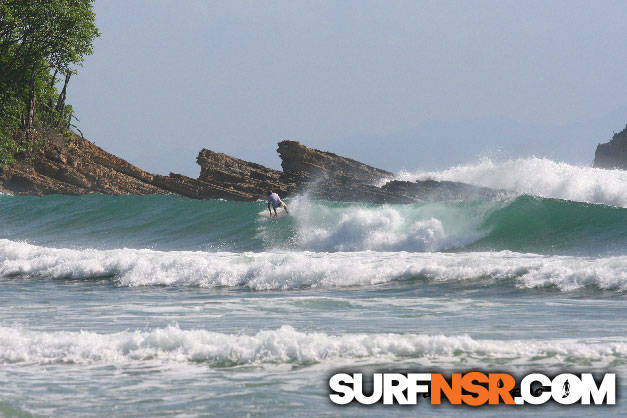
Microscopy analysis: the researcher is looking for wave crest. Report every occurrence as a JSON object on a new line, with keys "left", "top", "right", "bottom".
{"left": 395, "top": 157, "right": 627, "bottom": 207}
{"left": 1, "top": 325, "right": 625, "bottom": 368}
{"left": 1, "top": 240, "right": 625, "bottom": 291}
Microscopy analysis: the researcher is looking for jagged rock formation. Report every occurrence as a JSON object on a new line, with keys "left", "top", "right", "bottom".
{"left": 593, "top": 125, "right": 627, "bottom": 170}
{"left": 277, "top": 140, "right": 392, "bottom": 183}
{"left": 0, "top": 133, "right": 253, "bottom": 200}
{"left": 275, "top": 140, "right": 413, "bottom": 203}
{"left": 197, "top": 149, "right": 293, "bottom": 199}
{"left": 193, "top": 141, "right": 412, "bottom": 203}
{"left": 272, "top": 140, "right": 499, "bottom": 202}
{"left": 1, "top": 133, "right": 500, "bottom": 203}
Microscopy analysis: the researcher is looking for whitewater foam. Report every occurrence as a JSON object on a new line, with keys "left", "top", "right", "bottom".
{"left": 1, "top": 240, "right": 625, "bottom": 291}
{"left": 394, "top": 157, "right": 627, "bottom": 207}
{"left": 1, "top": 325, "right": 625, "bottom": 368}
{"left": 295, "top": 206, "right": 450, "bottom": 252}
{"left": 274, "top": 198, "right": 490, "bottom": 252}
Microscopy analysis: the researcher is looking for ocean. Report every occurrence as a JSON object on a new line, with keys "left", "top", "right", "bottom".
{"left": 0, "top": 157, "right": 625, "bottom": 416}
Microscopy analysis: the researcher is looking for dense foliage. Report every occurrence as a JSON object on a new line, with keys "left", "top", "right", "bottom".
{"left": 0, "top": 0, "right": 99, "bottom": 163}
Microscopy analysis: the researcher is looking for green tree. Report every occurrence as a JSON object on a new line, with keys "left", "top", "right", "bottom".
{"left": 0, "top": 0, "right": 99, "bottom": 163}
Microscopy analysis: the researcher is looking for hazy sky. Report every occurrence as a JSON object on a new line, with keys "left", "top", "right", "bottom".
{"left": 69, "top": 0, "right": 627, "bottom": 176}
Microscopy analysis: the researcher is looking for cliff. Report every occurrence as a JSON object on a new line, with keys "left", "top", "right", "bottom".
{"left": 593, "top": 125, "right": 627, "bottom": 170}
{"left": 0, "top": 133, "right": 498, "bottom": 203}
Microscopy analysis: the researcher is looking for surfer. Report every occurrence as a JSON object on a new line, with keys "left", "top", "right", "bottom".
{"left": 562, "top": 379, "right": 570, "bottom": 398}
{"left": 267, "top": 190, "right": 289, "bottom": 217}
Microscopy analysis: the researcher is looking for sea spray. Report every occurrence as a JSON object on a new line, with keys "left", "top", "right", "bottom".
{"left": 265, "top": 196, "right": 495, "bottom": 252}
{"left": 394, "top": 157, "right": 627, "bottom": 207}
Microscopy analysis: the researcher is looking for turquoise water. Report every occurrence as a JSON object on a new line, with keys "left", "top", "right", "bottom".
{"left": 0, "top": 161, "right": 626, "bottom": 416}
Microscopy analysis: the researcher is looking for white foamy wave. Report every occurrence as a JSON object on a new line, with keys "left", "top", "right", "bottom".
{"left": 395, "top": 157, "right": 627, "bottom": 207}
{"left": 1, "top": 325, "right": 625, "bottom": 368}
{"left": 279, "top": 198, "right": 488, "bottom": 252}
{"left": 1, "top": 240, "right": 626, "bottom": 291}
{"left": 297, "top": 207, "right": 449, "bottom": 251}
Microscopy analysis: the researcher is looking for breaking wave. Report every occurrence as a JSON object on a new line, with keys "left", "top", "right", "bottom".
{"left": 1, "top": 325, "right": 625, "bottom": 368}
{"left": 2, "top": 192, "right": 625, "bottom": 255}
{"left": 275, "top": 195, "right": 627, "bottom": 254}
{"left": 1, "top": 239, "right": 625, "bottom": 291}
{"left": 394, "top": 157, "right": 627, "bottom": 207}
{"left": 274, "top": 197, "right": 491, "bottom": 252}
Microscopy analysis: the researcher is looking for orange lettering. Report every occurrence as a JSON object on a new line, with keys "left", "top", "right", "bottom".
{"left": 488, "top": 373, "right": 516, "bottom": 405}
{"left": 431, "top": 373, "right": 462, "bottom": 405}
{"left": 461, "top": 372, "right": 489, "bottom": 406}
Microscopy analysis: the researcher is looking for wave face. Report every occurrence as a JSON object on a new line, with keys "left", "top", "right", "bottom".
{"left": 1, "top": 239, "right": 625, "bottom": 291}
{"left": 2, "top": 193, "right": 625, "bottom": 255}
{"left": 1, "top": 325, "right": 625, "bottom": 368}
{"left": 394, "top": 157, "right": 627, "bottom": 207}
{"left": 283, "top": 195, "right": 627, "bottom": 254}
{"left": 469, "top": 195, "right": 627, "bottom": 254}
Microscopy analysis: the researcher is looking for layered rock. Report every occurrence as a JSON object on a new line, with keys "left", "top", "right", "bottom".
{"left": 192, "top": 141, "right": 412, "bottom": 203}
{"left": 593, "top": 125, "right": 627, "bottom": 170}
{"left": 197, "top": 149, "right": 293, "bottom": 199}
{"left": 0, "top": 134, "right": 164, "bottom": 196}
{"left": 272, "top": 140, "right": 502, "bottom": 203}
{"left": 1, "top": 133, "right": 502, "bottom": 203}
{"left": 274, "top": 140, "right": 412, "bottom": 203}
{"left": 0, "top": 133, "right": 254, "bottom": 200}
{"left": 277, "top": 140, "right": 392, "bottom": 183}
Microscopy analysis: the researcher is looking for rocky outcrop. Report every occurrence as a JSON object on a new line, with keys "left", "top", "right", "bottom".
{"left": 272, "top": 140, "right": 502, "bottom": 203}
{"left": 192, "top": 141, "right": 413, "bottom": 203}
{"left": 1, "top": 133, "right": 501, "bottom": 203}
{"left": 274, "top": 140, "right": 413, "bottom": 203}
{"left": 197, "top": 149, "right": 293, "bottom": 200}
{"left": 593, "top": 125, "right": 627, "bottom": 170}
{"left": 0, "top": 133, "right": 255, "bottom": 200}
{"left": 277, "top": 140, "right": 392, "bottom": 183}
{"left": 0, "top": 134, "right": 165, "bottom": 196}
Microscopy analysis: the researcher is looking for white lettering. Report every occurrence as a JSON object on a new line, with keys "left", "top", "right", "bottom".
{"left": 520, "top": 373, "right": 552, "bottom": 405}
{"left": 329, "top": 373, "right": 354, "bottom": 405}
{"left": 581, "top": 373, "right": 615, "bottom": 405}
{"left": 354, "top": 373, "right": 383, "bottom": 405}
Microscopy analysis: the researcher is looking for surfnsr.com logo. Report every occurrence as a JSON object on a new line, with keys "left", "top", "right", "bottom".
{"left": 329, "top": 372, "right": 616, "bottom": 406}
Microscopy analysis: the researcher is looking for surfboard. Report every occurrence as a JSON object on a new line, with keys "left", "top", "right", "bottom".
{"left": 258, "top": 209, "right": 289, "bottom": 218}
